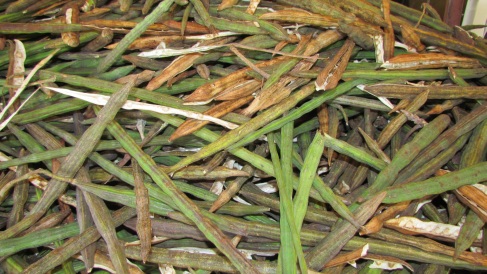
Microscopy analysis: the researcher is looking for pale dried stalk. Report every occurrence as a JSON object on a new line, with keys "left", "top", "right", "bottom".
{"left": 45, "top": 87, "right": 238, "bottom": 130}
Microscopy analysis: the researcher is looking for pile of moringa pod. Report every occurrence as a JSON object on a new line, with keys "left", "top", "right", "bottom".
{"left": 0, "top": 0, "right": 487, "bottom": 273}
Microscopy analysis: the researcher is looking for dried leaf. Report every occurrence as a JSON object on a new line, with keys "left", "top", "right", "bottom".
{"left": 324, "top": 244, "right": 369, "bottom": 268}
{"left": 214, "top": 79, "right": 262, "bottom": 101}
{"left": 317, "top": 104, "right": 329, "bottom": 135}
{"left": 454, "top": 184, "right": 487, "bottom": 222}
{"left": 0, "top": 48, "right": 59, "bottom": 131}
{"left": 400, "top": 24, "right": 425, "bottom": 52}
{"left": 6, "top": 39, "right": 26, "bottom": 103}
{"left": 229, "top": 45, "right": 270, "bottom": 79}
{"left": 170, "top": 95, "right": 253, "bottom": 141}
{"left": 146, "top": 53, "right": 202, "bottom": 90}
{"left": 331, "top": 0, "right": 386, "bottom": 27}
{"left": 218, "top": 0, "right": 239, "bottom": 11}
{"left": 3, "top": 45, "right": 26, "bottom": 111}
{"left": 381, "top": 0, "right": 395, "bottom": 61}
{"left": 184, "top": 56, "right": 286, "bottom": 103}
{"left": 259, "top": 8, "right": 339, "bottom": 28}
{"left": 381, "top": 53, "right": 482, "bottom": 70}
{"left": 315, "top": 39, "right": 355, "bottom": 91}
{"left": 384, "top": 216, "right": 483, "bottom": 244}
{"left": 133, "top": 160, "right": 152, "bottom": 263}
{"left": 245, "top": 78, "right": 311, "bottom": 115}
{"left": 195, "top": 64, "right": 210, "bottom": 80}
{"left": 119, "top": 0, "right": 132, "bottom": 12}
{"left": 361, "top": 201, "right": 409, "bottom": 235}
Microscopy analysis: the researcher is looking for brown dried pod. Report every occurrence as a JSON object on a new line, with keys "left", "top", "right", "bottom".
{"left": 381, "top": 53, "right": 482, "bottom": 70}
{"left": 246, "top": 0, "right": 261, "bottom": 14}
{"left": 214, "top": 79, "right": 262, "bottom": 101}
{"left": 454, "top": 185, "right": 487, "bottom": 222}
{"left": 242, "top": 54, "right": 315, "bottom": 115}
{"left": 382, "top": 0, "right": 395, "bottom": 61}
{"left": 315, "top": 39, "right": 355, "bottom": 91}
{"left": 453, "top": 26, "right": 476, "bottom": 46}
{"left": 400, "top": 24, "right": 425, "bottom": 52}
{"left": 183, "top": 57, "right": 286, "bottom": 103}
{"left": 385, "top": 216, "right": 482, "bottom": 244}
{"left": 218, "top": 0, "right": 239, "bottom": 10}
{"left": 323, "top": 244, "right": 369, "bottom": 268}
{"left": 259, "top": 8, "right": 339, "bottom": 28}
{"left": 6, "top": 40, "right": 25, "bottom": 110}
{"left": 146, "top": 53, "right": 202, "bottom": 91}
{"left": 61, "top": 3, "right": 80, "bottom": 47}
{"left": 170, "top": 95, "right": 253, "bottom": 141}
{"left": 81, "top": 28, "right": 114, "bottom": 52}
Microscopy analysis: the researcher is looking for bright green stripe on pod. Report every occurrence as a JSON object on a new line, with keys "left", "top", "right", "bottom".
{"left": 11, "top": 99, "right": 90, "bottom": 124}
{"left": 361, "top": 114, "right": 451, "bottom": 199}
{"left": 294, "top": 132, "right": 326, "bottom": 231}
{"left": 268, "top": 133, "right": 297, "bottom": 274}
{"left": 228, "top": 79, "right": 373, "bottom": 151}
{"left": 394, "top": 104, "right": 487, "bottom": 185}
{"left": 383, "top": 162, "right": 487, "bottom": 203}
{"left": 322, "top": 133, "right": 387, "bottom": 171}
{"left": 102, "top": 113, "right": 260, "bottom": 273}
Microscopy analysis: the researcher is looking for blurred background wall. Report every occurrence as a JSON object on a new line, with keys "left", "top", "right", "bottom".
{"left": 394, "top": 0, "right": 486, "bottom": 37}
